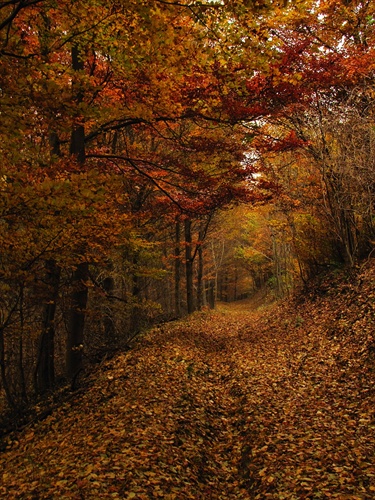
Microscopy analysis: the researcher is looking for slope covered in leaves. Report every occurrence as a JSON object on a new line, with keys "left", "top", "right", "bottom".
{"left": 1, "top": 261, "right": 375, "bottom": 499}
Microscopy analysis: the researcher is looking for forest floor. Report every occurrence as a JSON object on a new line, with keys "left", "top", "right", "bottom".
{"left": 1, "top": 263, "right": 375, "bottom": 499}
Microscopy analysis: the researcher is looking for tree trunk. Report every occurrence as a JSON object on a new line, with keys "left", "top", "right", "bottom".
{"left": 207, "top": 280, "right": 215, "bottom": 309}
{"left": 0, "top": 289, "right": 23, "bottom": 408}
{"left": 184, "top": 219, "right": 195, "bottom": 314}
{"left": 233, "top": 266, "right": 238, "bottom": 301}
{"left": 35, "top": 259, "right": 60, "bottom": 393}
{"left": 174, "top": 221, "right": 181, "bottom": 317}
{"left": 34, "top": 132, "right": 62, "bottom": 394}
{"left": 66, "top": 43, "right": 88, "bottom": 382}
{"left": 0, "top": 327, "right": 15, "bottom": 409}
{"left": 184, "top": 216, "right": 212, "bottom": 314}
{"left": 197, "top": 231, "right": 204, "bottom": 311}
{"left": 66, "top": 262, "right": 88, "bottom": 380}
{"left": 103, "top": 276, "right": 116, "bottom": 343}
{"left": 130, "top": 254, "right": 142, "bottom": 334}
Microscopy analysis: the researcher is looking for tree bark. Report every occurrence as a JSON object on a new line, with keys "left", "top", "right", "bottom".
{"left": 34, "top": 132, "right": 62, "bottom": 394}
{"left": 0, "top": 327, "right": 15, "bottom": 408}
{"left": 184, "top": 219, "right": 195, "bottom": 314}
{"left": 35, "top": 259, "right": 60, "bottom": 393}
{"left": 130, "top": 254, "right": 142, "bottom": 334}
{"left": 197, "top": 229, "right": 204, "bottom": 311}
{"left": 103, "top": 276, "right": 116, "bottom": 342}
{"left": 174, "top": 221, "right": 181, "bottom": 317}
{"left": 66, "top": 262, "right": 88, "bottom": 380}
{"left": 66, "top": 43, "right": 88, "bottom": 382}
{"left": 207, "top": 280, "right": 215, "bottom": 309}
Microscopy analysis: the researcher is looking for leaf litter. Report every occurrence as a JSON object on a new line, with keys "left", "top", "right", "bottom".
{"left": 1, "top": 263, "right": 375, "bottom": 499}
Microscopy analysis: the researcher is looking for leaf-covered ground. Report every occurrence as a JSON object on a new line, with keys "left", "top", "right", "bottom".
{"left": 1, "top": 264, "right": 375, "bottom": 499}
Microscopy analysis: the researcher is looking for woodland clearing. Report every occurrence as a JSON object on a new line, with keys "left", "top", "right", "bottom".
{"left": 1, "top": 263, "right": 375, "bottom": 499}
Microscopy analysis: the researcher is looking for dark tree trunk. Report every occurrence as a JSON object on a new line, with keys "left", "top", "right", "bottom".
{"left": 103, "top": 276, "right": 116, "bottom": 342}
{"left": 130, "top": 254, "right": 142, "bottom": 334}
{"left": 0, "top": 327, "right": 15, "bottom": 408}
{"left": 0, "top": 289, "right": 24, "bottom": 408}
{"left": 184, "top": 219, "right": 195, "bottom": 314}
{"left": 66, "top": 262, "right": 89, "bottom": 380}
{"left": 34, "top": 132, "right": 62, "bottom": 394}
{"left": 35, "top": 259, "right": 60, "bottom": 393}
{"left": 197, "top": 230, "right": 204, "bottom": 311}
{"left": 233, "top": 266, "right": 238, "bottom": 301}
{"left": 174, "top": 221, "right": 181, "bottom": 317}
{"left": 207, "top": 280, "right": 215, "bottom": 309}
{"left": 66, "top": 43, "right": 88, "bottom": 382}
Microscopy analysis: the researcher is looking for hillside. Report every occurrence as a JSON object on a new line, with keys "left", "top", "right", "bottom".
{"left": 1, "top": 261, "right": 375, "bottom": 499}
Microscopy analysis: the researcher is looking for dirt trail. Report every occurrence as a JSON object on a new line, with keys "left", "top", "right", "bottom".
{"left": 1, "top": 299, "right": 375, "bottom": 499}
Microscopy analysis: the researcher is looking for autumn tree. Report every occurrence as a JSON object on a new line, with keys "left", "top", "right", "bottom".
{"left": 1, "top": 0, "right": 264, "bottom": 408}
{"left": 218, "top": 0, "right": 375, "bottom": 271}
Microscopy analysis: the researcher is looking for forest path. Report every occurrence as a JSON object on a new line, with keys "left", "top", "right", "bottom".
{"left": 1, "top": 299, "right": 375, "bottom": 499}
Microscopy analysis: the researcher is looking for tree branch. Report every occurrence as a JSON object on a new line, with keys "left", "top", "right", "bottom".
{"left": 0, "top": 0, "right": 44, "bottom": 33}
